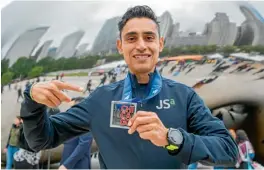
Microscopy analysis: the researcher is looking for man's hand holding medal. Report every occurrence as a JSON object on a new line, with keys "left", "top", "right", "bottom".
{"left": 128, "top": 111, "right": 169, "bottom": 147}
{"left": 110, "top": 101, "right": 169, "bottom": 147}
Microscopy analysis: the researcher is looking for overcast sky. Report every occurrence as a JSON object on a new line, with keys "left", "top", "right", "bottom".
{"left": 1, "top": 0, "right": 264, "bottom": 55}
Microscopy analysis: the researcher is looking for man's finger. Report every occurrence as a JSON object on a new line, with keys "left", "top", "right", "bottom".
{"left": 41, "top": 96, "right": 56, "bottom": 108}
{"left": 52, "top": 80, "right": 83, "bottom": 92}
{"left": 139, "top": 131, "right": 155, "bottom": 140}
{"left": 128, "top": 111, "right": 154, "bottom": 126}
{"left": 128, "top": 116, "right": 157, "bottom": 134}
{"left": 136, "top": 123, "right": 156, "bottom": 133}
{"left": 43, "top": 85, "right": 71, "bottom": 102}
{"left": 42, "top": 90, "right": 61, "bottom": 106}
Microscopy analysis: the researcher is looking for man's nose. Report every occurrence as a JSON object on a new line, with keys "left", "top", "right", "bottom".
{"left": 136, "top": 38, "right": 147, "bottom": 52}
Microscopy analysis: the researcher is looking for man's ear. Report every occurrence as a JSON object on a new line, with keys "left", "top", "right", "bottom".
{"left": 159, "top": 37, "right": 164, "bottom": 52}
{"left": 116, "top": 39, "right": 123, "bottom": 54}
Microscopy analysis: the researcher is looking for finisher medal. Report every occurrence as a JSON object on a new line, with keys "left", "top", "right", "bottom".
{"left": 110, "top": 101, "right": 137, "bottom": 129}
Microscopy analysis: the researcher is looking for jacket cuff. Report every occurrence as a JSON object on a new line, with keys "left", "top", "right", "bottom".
{"left": 63, "top": 161, "right": 74, "bottom": 169}
{"left": 21, "top": 84, "right": 46, "bottom": 117}
{"left": 171, "top": 128, "right": 193, "bottom": 165}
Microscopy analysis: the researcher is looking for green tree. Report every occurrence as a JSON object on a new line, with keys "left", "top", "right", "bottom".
{"left": 10, "top": 57, "right": 36, "bottom": 79}
{"left": 37, "top": 57, "right": 55, "bottom": 73}
{"left": 105, "top": 54, "right": 123, "bottom": 63}
{"left": 28, "top": 66, "right": 44, "bottom": 78}
{"left": 1, "top": 71, "right": 14, "bottom": 85}
{"left": 1, "top": 59, "right": 9, "bottom": 75}
{"left": 252, "top": 45, "right": 264, "bottom": 54}
{"left": 221, "top": 46, "right": 237, "bottom": 55}
{"left": 160, "top": 47, "right": 170, "bottom": 57}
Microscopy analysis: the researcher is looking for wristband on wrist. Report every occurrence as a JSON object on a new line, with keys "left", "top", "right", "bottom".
{"left": 30, "top": 83, "right": 37, "bottom": 100}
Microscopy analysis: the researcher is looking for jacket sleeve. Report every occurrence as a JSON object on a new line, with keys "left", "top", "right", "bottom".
{"left": 6, "top": 127, "right": 12, "bottom": 148}
{"left": 20, "top": 85, "right": 98, "bottom": 152}
{"left": 63, "top": 133, "right": 93, "bottom": 169}
{"left": 174, "top": 91, "right": 238, "bottom": 167}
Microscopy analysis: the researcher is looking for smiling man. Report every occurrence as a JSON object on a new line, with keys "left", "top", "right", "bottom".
{"left": 21, "top": 5, "right": 238, "bottom": 169}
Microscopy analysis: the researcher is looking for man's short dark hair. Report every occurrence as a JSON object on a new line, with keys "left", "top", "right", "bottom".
{"left": 118, "top": 5, "right": 160, "bottom": 39}
{"left": 71, "top": 97, "right": 85, "bottom": 103}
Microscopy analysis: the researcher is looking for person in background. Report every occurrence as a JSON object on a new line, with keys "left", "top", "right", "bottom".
{"left": 110, "top": 74, "right": 117, "bottom": 84}
{"left": 84, "top": 79, "right": 92, "bottom": 94}
{"left": 13, "top": 119, "right": 41, "bottom": 169}
{"left": 60, "top": 97, "right": 93, "bottom": 170}
{"left": 98, "top": 73, "right": 107, "bottom": 87}
{"left": 114, "top": 65, "right": 121, "bottom": 77}
{"left": 4, "top": 116, "right": 22, "bottom": 169}
{"left": 8, "top": 83, "right": 11, "bottom": 90}
{"left": 36, "top": 77, "right": 40, "bottom": 83}
{"left": 236, "top": 130, "right": 255, "bottom": 169}
{"left": 25, "top": 81, "right": 31, "bottom": 89}
{"left": 60, "top": 73, "right": 65, "bottom": 80}
{"left": 17, "top": 86, "right": 23, "bottom": 102}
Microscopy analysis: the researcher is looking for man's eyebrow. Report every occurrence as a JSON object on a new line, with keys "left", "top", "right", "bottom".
{"left": 143, "top": 31, "right": 156, "bottom": 35}
{"left": 124, "top": 32, "right": 137, "bottom": 36}
{"left": 124, "top": 31, "right": 156, "bottom": 36}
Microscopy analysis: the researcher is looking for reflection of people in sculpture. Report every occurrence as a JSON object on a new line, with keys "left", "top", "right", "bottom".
{"left": 229, "top": 64, "right": 248, "bottom": 73}
{"left": 185, "top": 66, "right": 195, "bottom": 75}
{"left": 236, "top": 130, "right": 255, "bottom": 169}
{"left": 253, "top": 68, "right": 264, "bottom": 75}
{"left": 169, "top": 64, "right": 177, "bottom": 73}
{"left": 192, "top": 76, "right": 218, "bottom": 89}
{"left": 20, "top": 5, "right": 238, "bottom": 169}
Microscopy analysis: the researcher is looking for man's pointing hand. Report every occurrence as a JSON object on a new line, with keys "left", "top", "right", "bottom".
{"left": 30, "top": 80, "right": 83, "bottom": 108}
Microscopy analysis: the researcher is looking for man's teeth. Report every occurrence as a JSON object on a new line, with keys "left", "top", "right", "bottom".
{"left": 135, "top": 55, "right": 149, "bottom": 59}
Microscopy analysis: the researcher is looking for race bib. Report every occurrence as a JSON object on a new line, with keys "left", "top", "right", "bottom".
{"left": 110, "top": 101, "right": 137, "bottom": 129}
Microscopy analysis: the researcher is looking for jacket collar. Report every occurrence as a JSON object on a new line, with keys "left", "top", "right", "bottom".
{"left": 122, "top": 68, "right": 162, "bottom": 102}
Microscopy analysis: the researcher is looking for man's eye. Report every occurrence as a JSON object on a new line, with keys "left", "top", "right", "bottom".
{"left": 127, "top": 37, "right": 135, "bottom": 41}
{"left": 146, "top": 36, "right": 154, "bottom": 41}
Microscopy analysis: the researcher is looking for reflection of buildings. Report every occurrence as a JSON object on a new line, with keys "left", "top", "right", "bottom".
{"left": 206, "top": 13, "right": 237, "bottom": 46}
{"left": 158, "top": 11, "right": 173, "bottom": 40}
{"left": 34, "top": 40, "right": 53, "bottom": 61}
{"left": 47, "top": 47, "right": 57, "bottom": 58}
{"left": 3, "top": 3, "right": 264, "bottom": 63}
{"left": 75, "top": 43, "right": 89, "bottom": 57}
{"left": 165, "top": 13, "right": 237, "bottom": 48}
{"left": 4, "top": 27, "right": 49, "bottom": 66}
{"left": 165, "top": 4, "right": 264, "bottom": 48}
{"left": 91, "top": 17, "right": 120, "bottom": 55}
{"left": 234, "top": 4, "right": 264, "bottom": 46}
{"left": 55, "top": 30, "right": 84, "bottom": 59}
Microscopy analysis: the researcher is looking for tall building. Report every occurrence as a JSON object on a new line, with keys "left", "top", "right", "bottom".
{"left": 206, "top": 13, "right": 237, "bottom": 46}
{"left": 75, "top": 43, "right": 89, "bottom": 57}
{"left": 170, "top": 23, "right": 180, "bottom": 38}
{"left": 4, "top": 27, "right": 49, "bottom": 66}
{"left": 158, "top": 11, "right": 173, "bottom": 39}
{"left": 234, "top": 4, "right": 264, "bottom": 46}
{"left": 165, "top": 12, "right": 237, "bottom": 48}
{"left": 47, "top": 47, "right": 57, "bottom": 58}
{"left": 91, "top": 16, "right": 120, "bottom": 55}
{"left": 55, "top": 30, "right": 85, "bottom": 59}
{"left": 34, "top": 40, "right": 53, "bottom": 61}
